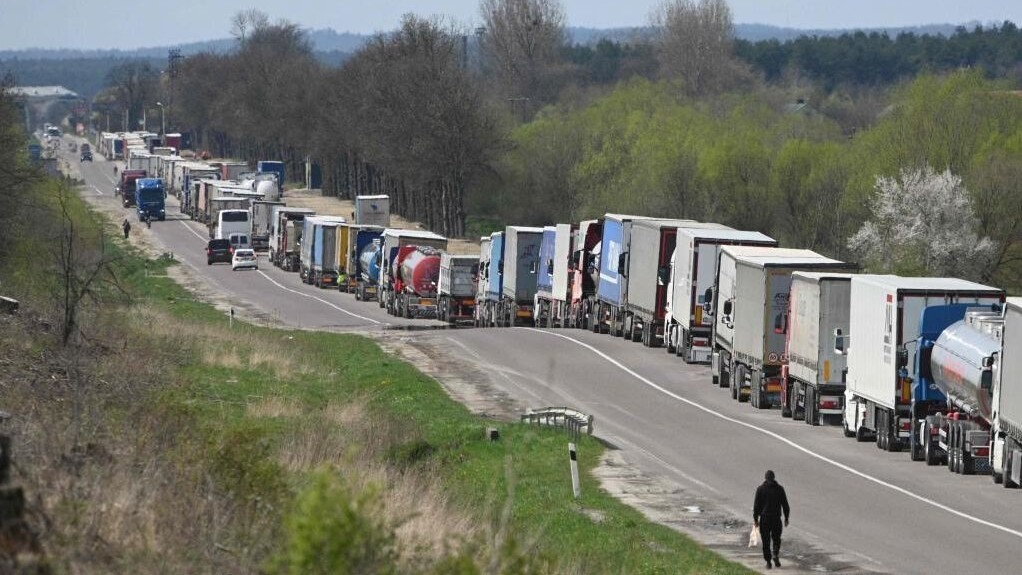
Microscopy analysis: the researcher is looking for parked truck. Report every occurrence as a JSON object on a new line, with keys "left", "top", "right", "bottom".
{"left": 270, "top": 207, "right": 315, "bottom": 271}
{"left": 781, "top": 272, "right": 853, "bottom": 425}
{"left": 710, "top": 247, "right": 855, "bottom": 409}
{"left": 354, "top": 195, "right": 391, "bottom": 227}
{"left": 391, "top": 245, "right": 444, "bottom": 318}
{"left": 623, "top": 221, "right": 731, "bottom": 347}
{"left": 592, "top": 215, "right": 654, "bottom": 336}
{"left": 567, "top": 219, "right": 601, "bottom": 330}
{"left": 993, "top": 298, "right": 1022, "bottom": 487}
{"left": 257, "top": 160, "right": 285, "bottom": 188}
{"left": 838, "top": 276, "right": 1003, "bottom": 451}
{"left": 476, "top": 233, "right": 504, "bottom": 327}
{"left": 497, "top": 226, "right": 543, "bottom": 327}
{"left": 378, "top": 229, "right": 447, "bottom": 314}
{"left": 251, "top": 200, "right": 285, "bottom": 251}
{"left": 349, "top": 227, "right": 384, "bottom": 296}
{"left": 439, "top": 254, "right": 479, "bottom": 325}
{"left": 300, "top": 216, "right": 346, "bottom": 287}
{"left": 533, "top": 224, "right": 574, "bottom": 328}
{"left": 117, "top": 169, "right": 147, "bottom": 207}
{"left": 207, "top": 197, "right": 250, "bottom": 237}
{"left": 134, "top": 178, "right": 166, "bottom": 221}
{"left": 665, "top": 228, "right": 777, "bottom": 363}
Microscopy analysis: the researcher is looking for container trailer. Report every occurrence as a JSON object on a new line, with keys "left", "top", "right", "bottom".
{"left": 475, "top": 236, "right": 494, "bottom": 326}
{"left": 300, "top": 216, "right": 346, "bottom": 287}
{"left": 710, "top": 247, "right": 855, "bottom": 408}
{"left": 476, "top": 233, "right": 504, "bottom": 327}
{"left": 354, "top": 195, "right": 391, "bottom": 228}
{"left": 270, "top": 207, "right": 315, "bottom": 271}
{"left": 781, "top": 272, "right": 853, "bottom": 425}
{"left": 993, "top": 298, "right": 1022, "bottom": 487}
{"left": 499, "top": 226, "right": 544, "bottom": 327}
{"left": 534, "top": 224, "right": 574, "bottom": 328}
{"left": 593, "top": 214, "right": 654, "bottom": 336}
{"left": 439, "top": 254, "right": 479, "bottom": 325}
{"left": 665, "top": 228, "right": 776, "bottom": 363}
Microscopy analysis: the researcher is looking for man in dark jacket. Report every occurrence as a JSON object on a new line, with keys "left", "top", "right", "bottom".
{"left": 753, "top": 469, "right": 790, "bottom": 569}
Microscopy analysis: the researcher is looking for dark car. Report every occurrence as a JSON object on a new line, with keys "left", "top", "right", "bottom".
{"left": 206, "top": 239, "right": 232, "bottom": 265}
{"left": 80, "top": 150, "right": 93, "bottom": 162}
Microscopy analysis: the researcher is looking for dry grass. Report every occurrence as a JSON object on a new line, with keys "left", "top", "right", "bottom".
{"left": 246, "top": 395, "right": 301, "bottom": 419}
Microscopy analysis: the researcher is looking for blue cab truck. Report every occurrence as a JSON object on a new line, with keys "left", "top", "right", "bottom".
{"left": 257, "top": 160, "right": 285, "bottom": 189}
{"left": 476, "top": 231, "right": 505, "bottom": 327}
{"left": 593, "top": 214, "right": 654, "bottom": 337}
{"left": 346, "top": 226, "right": 383, "bottom": 297}
{"left": 135, "top": 178, "right": 166, "bottom": 221}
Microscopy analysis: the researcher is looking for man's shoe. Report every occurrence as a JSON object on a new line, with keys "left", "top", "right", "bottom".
{"left": 765, "top": 561, "right": 772, "bottom": 570}
{"left": 774, "top": 558, "right": 781, "bottom": 567}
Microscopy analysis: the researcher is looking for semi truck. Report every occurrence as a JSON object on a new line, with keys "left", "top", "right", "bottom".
{"left": 837, "top": 276, "right": 1003, "bottom": 452}
{"left": 781, "top": 272, "right": 853, "bottom": 425}
{"left": 533, "top": 224, "right": 574, "bottom": 328}
{"left": 993, "top": 298, "right": 1022, "bottom": 487}
{"left": 592, "top": 214, "right": 653, "bottom": 336}
{"left": 270, "top": 207, "right": 315, "bottom": 271}
{"left": 347, "top": 227, "right": 383, "bottom": 298}
{"left": 354, "top": 195, "right": 391, "bottom": 227}
{"left": 710, "top": 247, "right": 855, "bottom": 409}
{"left": 499, "top": 226, "right": 544, "bottom": 327}
{"left": 133, "top": 178, "right": 166, "bottom": 221}
{"left": 438, "top": 254, "right": 479, "bottom": 325}
{"left": 622, "top": 220, "right": 730, "bottom": 347}
{"left": 251, "top": 200, "right": 285, "bottom": 251}
{"left": 207, "top": 197, "right": 250, "bottom": 237}
{"left": 664, "top": 228, "right": 777, "bottom": 363}
{"left": 117, "top": 169, "right": 147, "bottom": 207}
{"left": 476, "top": 232, "right": 503, "bottom": 327}
{"left": 300, "top": 216, "right": 346, "bottom": 287}
{"left": 378, "top": 229, "right": 448, "bottom": 314}
{"left": 567, "top": 219, "right": 601, "bottom": 330}
{"left": 475, "top": 236, "right": 495, "bottom": 327}
{"left": 355, "top": 240, "right": 382, "bottom": 302}
{"left": 257, "top": 160, "right": 285, "bottom": 188}
{"left": 391, "top": 245, "right": 444, "bottom": 318}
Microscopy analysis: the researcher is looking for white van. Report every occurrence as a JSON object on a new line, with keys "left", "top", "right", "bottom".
{"left": 216, "top": 209, "right": 251, "bottom": 240}
{"left": 228, "top": 232, "right": 251, "bottom": 251}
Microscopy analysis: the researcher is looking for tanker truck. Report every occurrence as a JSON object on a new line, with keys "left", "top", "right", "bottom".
{"left": 355, "top": 240, "right": 382, "bottom": 302}
{"left": 391, "top": 245, "right": 443, "bottom": 319}
{"left": 917, "top": 304, "right": 1004, "bottom": 474}
{"left": 378, "top": 229, "right": 447, "bottom": 314}
{"left": 837, "top": 276, "right": 1003, "bottom": 453}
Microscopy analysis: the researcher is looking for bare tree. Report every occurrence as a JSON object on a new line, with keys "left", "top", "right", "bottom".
{"left": 479, "top": 0, "right": 567, "bottom": 114}
{"left": 231, "top": 8, "right": 270, "bottom": 43}
{"left": 105, "top": 61, "right": 158, "bottom": 130}
{"left": 651, "top": 0, "right": 737, "bottom": 96}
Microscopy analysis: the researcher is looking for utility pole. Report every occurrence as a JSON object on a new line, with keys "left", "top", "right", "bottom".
{"left": 167, "top": 49, "right": 182, "bottom": 132}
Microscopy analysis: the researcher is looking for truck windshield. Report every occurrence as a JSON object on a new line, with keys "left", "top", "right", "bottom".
{"left": 139, "top": 188, "right": 163, "bottom": 202}
{"left": 222, "top": 212, "right": 248, "bottom": 222}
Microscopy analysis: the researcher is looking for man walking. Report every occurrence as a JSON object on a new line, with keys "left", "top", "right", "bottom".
{"left": 753, "top": 470, "right": 790, "bottom": 569}
{"left": 122, "top": 218, "right": 131, "bottom": 240}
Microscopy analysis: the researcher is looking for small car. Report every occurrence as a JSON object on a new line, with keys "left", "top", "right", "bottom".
{"left": 206, "top": 239, "right": 232, "bottom": 265}
{"left": 232, "top": 248, "right": 258, "bottom": 271}
{"left": 80, "top": 150, "right": 93, "bottom": 162}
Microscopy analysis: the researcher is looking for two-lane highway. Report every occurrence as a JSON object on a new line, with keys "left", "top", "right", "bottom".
{"left": 68, "top": 140, "right": 1022, "bottom": 574}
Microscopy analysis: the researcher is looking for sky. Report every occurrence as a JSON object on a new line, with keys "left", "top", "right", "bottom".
{"left": 3, "top": 0, "right": 1022, "bottom": 51}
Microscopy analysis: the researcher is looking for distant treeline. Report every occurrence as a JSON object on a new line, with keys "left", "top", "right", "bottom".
{"left": 736, "top": 22, "right": 1022, "bottom": 88}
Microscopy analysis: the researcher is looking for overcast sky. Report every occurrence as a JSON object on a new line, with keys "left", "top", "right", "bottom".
{"left": 3, "top": 0, "right": 1021, "bottom": 51}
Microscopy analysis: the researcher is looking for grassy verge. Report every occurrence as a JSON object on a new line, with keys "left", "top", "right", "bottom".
{"left": 1, "top": 177, "right": 750, "bottom": 574}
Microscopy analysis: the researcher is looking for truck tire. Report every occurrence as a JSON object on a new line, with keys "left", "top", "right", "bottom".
{"left": 1003, "top": 446, "right": 1017, "bottom": 488}
{"left": 733, "top": 365, "right": 746, "bottom": 402}
{"left": 805, "top": 386, "right": 818, "bottom": 426}
{"left": 924, "top": 420, "right": 939, "bottom": 465}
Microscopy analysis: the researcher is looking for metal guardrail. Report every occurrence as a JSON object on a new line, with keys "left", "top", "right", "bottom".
{"left": 521, "top": 407, "right": 594, "bottom": 438}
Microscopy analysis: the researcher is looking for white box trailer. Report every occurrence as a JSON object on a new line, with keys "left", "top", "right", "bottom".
{"left": 711, "top": 246, "right": 855, "bottom": 409}
{"left": 270, "top": 207, "right": 315, "bottom": 271}
{"left": 666, "top": 228, "right": 776, "bottom": 363}
{"left": 438, "top": 254, "right": 479, "bottom": 325}
{"left": 501, "top": 226, "right": 544, "bottom": 327}
{"left": 783, "top": 272, "right": 853, "bottom": 425}
{"left": 994, "top": 298, "right": 1022, "bottom": 487}
{"left": 355, "top": 195, "right": 391, "bottom": 227}
{"left": 534, "top": 224, "right": 574, "bottom": 328}
{"left": 474, "top": 236, "right": 492, "bottom": 325}
{"left": 841, "top": 275, "right": 1003, "bottom": 451}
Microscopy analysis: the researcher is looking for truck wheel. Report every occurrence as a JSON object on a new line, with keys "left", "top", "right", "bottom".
{"left": 718, "top": 364, "right": 729, "bottom": 389}
{"left": 924, "top": 421, "right": 938, "bottom": 465}
{"left": 792, "top": 383, "right": 805, "bottom": 420}
{"left": 733, "top": 365, "right": 745, "bottom": 402}
{"left": 805, "top": 386, "right": 817, "bottom": 426}
{"left": 843, "top": 419, "right": 856, "bottom": 438}
{"left": 1003, "top": 446, "right": 1017, "bottom": 488}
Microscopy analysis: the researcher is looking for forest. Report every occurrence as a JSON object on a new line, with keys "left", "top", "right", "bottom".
{"left": 77, "top": 0, "right": 1022, "bottom": 290}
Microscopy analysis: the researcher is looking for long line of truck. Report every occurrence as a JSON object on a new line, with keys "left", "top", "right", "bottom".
{"left": 102, "top": 127, "right": 1022, "bottom": 492}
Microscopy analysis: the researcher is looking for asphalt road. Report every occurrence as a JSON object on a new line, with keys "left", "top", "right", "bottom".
{"left": 67, "top": 139, "right": 1022, "bottom": 574}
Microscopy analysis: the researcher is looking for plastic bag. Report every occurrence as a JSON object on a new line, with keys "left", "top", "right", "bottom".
{"left": 748, "top": 525, "right": 761, "bottom": 548}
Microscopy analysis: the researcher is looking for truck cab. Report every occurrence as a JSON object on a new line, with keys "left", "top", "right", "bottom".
{"left": 134, "top": 178, "right": 166, "bottom": 221}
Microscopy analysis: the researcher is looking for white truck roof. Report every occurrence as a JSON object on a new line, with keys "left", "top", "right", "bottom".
{"left": 852, "top": 275, "right": 999, "bottom": 293}
{"left": 791, "top": 271, "right": 856, "bottom": 282}
{"left": 383, "top": 228, "right": 445, "bottom": 241}
{"left": 507, "top": 226, "right": 544, "bottom": 233}
{"left": 306, "top": 215, "right": 347, "bottom": 225}
{"left": 721, "top": 246, "right": 844, "bottom": 267}
{"left": 1007, "top": 297, "right": 1022, "bottom": 312}
{"left": 679, "top": 228, "right": 774, "bottom": 242}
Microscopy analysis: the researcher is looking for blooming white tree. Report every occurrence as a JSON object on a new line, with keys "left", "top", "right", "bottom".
{"left": 848, "top": 166, "right": 997, "bottom": 280}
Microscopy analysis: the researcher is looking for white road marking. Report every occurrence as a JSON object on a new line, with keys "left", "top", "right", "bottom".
{"left": 91, "top": 185, "right": 103, "bottom": 195}
{"left": 257, "top": 271, "right": 381, "bottom": 325}
{"left": 525, "top": 328, "right": 1022, "bottom": 541}
{"left": 179, "top": 221, "right": 207, "bottom": 242}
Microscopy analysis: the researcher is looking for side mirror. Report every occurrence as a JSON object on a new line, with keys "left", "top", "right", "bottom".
{"left": 774, "top": 312, "right": 787, "bottom": 335}
{"left": 721, "top": 299, "right": 733, "bottom": 317}
{"left": 547, "top": 259, "right": 554, "bottom": 275}
{"left": 617, "top": 253, "right": 627, "bottom": 274}
{"left": 529, "top": 260, "right": 537, "bottom": 274}
{"left": 834, "top": 328, "right": 846, "bottom": 355}
{"left": 897, "top": 348, "right": 908, "bottom": 369}
{"left": 498, "top": 260, "right": 504, "bottom": 275}
{"left": 657, "top": 266, "right": 670, "bottom": 286}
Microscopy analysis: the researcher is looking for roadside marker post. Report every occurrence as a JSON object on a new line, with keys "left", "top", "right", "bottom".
{"left": 569, "top": 442, "right": 581, "bottom": 499}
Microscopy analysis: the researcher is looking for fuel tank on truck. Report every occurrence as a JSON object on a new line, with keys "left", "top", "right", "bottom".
{"left": 359, "top": 242, "right": 382, "bottom": 283}
{"left": 930, "top": 311, "right": 1003, "bottom": 422}
{"left": 398, "top": 246, "right": 442, "bottom": 297}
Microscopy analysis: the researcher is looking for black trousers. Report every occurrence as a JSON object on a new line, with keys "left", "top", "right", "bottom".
{"left": 758, "top": 515, "right": 783, "bottom": 561}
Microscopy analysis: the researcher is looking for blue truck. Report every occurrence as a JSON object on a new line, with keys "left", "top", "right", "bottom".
{"left": 476, "top": 231, "right": 505, "bottom": 327}
{"left": 594, "top": 214, "right": 653, "bottom": 336}
{"left": 348, "top": 226, "right": 383, "bottom": 297}
{"left": 257, "top": 160, "right": 286, "bottom": 189}
{"left": 134, "top": 178, "right": 166, "bottom": 221}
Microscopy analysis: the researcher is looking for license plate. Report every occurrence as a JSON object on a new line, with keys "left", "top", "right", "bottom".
{"left": 419, "top": 298, "right": 434, "bottom": 306}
